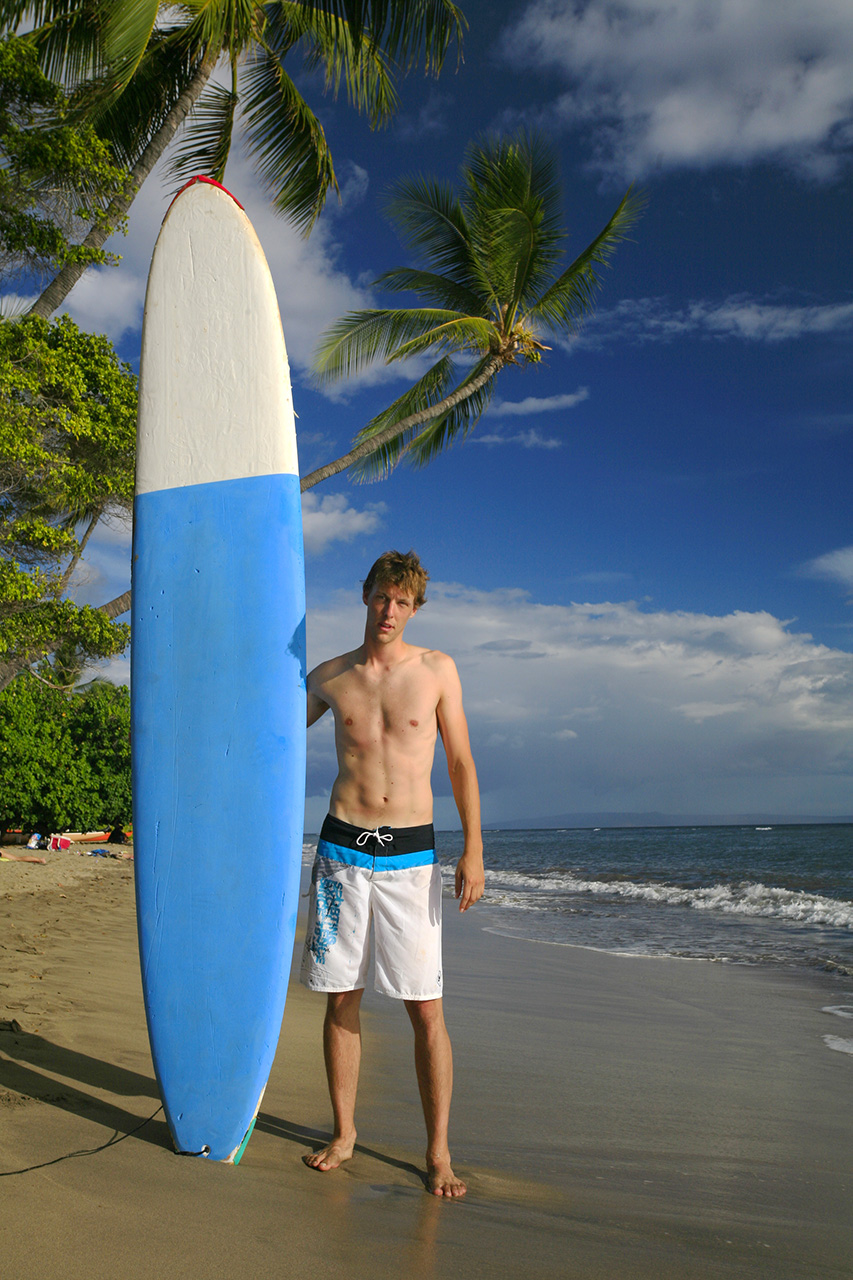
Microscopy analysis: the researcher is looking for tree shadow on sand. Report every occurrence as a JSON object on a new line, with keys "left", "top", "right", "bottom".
{"left": 0, "top": 1024, "right": 172, "bottom": 1162}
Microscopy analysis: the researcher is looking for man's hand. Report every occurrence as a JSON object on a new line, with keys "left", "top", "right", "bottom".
{"left": 454, "top": 847, "right": 485, "bottom": 912}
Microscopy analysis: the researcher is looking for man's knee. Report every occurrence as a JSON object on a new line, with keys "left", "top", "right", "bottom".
{"left": 325, "top": 988, "right": 363, "bottom": 1028}
{"left": 404, "top": 996, "right": 446, "bottom": 1036}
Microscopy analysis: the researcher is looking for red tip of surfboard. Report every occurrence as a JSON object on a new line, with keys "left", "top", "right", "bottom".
{"left": 169, "top": 176, "right": 245, "bottom": 212}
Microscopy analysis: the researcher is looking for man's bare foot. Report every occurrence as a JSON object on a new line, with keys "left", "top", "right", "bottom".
{"left": 427, "top": 1155, "right": 467, "bottom": 1198}
{"left": 303, "top": 1134, "right": 356, "bottom": 1173}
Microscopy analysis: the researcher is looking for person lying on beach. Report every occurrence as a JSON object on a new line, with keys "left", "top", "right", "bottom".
{"left": 300, "top": 549, "right": 485, "bottom": 1198}
{"left": 0, "top": 851, "right": 47, "bottom": 864}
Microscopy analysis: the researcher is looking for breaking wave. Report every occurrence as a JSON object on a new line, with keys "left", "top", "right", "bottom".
{"left": 478, "top": 867, "right": 853, "bottom": 930}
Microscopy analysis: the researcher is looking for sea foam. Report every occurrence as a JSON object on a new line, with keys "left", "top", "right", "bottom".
{"left": 480, "top": 866, "right": 853, "bottom": 930}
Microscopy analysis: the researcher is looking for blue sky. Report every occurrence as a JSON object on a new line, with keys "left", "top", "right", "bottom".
{"left": 35, "top": 0, "right": 853, "bottom": 825}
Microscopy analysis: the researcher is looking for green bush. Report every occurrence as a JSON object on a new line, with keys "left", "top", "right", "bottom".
{"left": 0, "top": 673, "right": 130, "bottom": 834}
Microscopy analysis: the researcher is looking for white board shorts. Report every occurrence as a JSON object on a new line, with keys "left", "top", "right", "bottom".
{"left": 300, "top": 815, "right": 443, "bottom": 1001}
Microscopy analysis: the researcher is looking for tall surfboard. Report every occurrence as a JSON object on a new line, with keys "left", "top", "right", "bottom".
{"left": 132, "top": 177, "right": 305, "bottom": 1163}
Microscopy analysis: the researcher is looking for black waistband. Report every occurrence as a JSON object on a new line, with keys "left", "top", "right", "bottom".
{"left": 319, "top": 813, "right": 435, "bottom": 857}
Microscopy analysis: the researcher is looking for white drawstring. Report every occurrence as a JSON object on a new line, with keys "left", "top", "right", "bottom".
{"left": 356, "top": 827, "right": 394, "bottom": 847}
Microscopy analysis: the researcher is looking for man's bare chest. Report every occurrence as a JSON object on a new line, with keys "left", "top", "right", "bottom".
{"left": 328, "top": 670, "right": 439, "bottom": 744}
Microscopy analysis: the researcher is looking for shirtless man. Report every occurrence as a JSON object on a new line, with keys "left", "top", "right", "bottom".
{"left": 300, "top": 550, "right": 485, "bottom": 1197}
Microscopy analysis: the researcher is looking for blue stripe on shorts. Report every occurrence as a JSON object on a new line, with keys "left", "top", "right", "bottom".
{"left": 317, "top": 838, "right": 437, "bottom": 871}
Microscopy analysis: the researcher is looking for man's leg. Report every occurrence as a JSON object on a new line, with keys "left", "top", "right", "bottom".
{"left": 304, "top": 988, "right": 363, "bottom": 1172}
{"left": 404, "top": 997, "right": 467, "bottom": 1198}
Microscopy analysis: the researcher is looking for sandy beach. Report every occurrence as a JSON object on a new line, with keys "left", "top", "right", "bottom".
{"left": 2, "top": 846, "right": 851, "bottom": 1279}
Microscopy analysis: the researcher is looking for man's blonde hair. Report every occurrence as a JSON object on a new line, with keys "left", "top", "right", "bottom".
{"left": 363, "top": 550, "right": 429, "bottom": 609}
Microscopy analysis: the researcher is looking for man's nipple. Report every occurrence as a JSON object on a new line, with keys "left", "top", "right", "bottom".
{"left": 410, "top": 719, "right": 419, "bottom": 727}
{"left": 345, "top": 717, "right": 353, "bottom": 726}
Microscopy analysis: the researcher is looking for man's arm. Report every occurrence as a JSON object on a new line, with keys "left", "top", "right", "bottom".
{"left": 435, "top": 654, "right": 484, "bottom": 912}
{"left": 306, "top": 668, "right": 330, "bottom": 728}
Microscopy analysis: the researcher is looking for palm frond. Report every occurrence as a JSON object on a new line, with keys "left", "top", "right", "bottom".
{"left": 467, "top": 132, "right": 561, "bottom": 236}
{"left": 271, "top": 0, "right": 465, "bottom": 74}
{"left": 0, "top": 0, "right": 38, "bottom": 35}
{"left": 169, "top": 2, "right": 241, "bottom": 58}
{"left": 313, "top": 306, "right": 458, "bottom": 380}
{"left": 266, "top": 1, "right": 397, "bottom": 129}
{"left": 240, "top": 44, "right": 336, "bottom": 231}
{"left": 74, "top": 28, "right": 207, "bottom": 169}
{"left": 167, "top": 80, "right": 237, "bottom": 185}
{"left": 100, "top": 0, "right": 160, "bottom": 95}
{"left": 18, "top": 0, "right": 106, "bottom": 86}
{"left": 464, "top": 133, "right": 566, "bottom": 316}
{"left": 383, "top": 174, "right": 474, "bottom": 283}
{"left": 529, "top": 185, "right": 646, "bottom": 334}
{"left": 313, "top": 306, "right": 492, "bottom": 381}
{"left": 387, "top": 313, "right": 495, "bottom": 361}
{"left": 374, "top": 266, "right": 485, "bottom": 316}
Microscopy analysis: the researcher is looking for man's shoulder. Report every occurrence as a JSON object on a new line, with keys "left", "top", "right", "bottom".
{"left": 307, "top": 647, "right": 363, "bottom": 685}
{"left": 415, "top": 647, "right": 459, "bottom": 682}
{"left": 417, "top": 645, "right": 454, "bottom": 667}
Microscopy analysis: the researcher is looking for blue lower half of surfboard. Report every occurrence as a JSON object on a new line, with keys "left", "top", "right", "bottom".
{"left": 131, "top": 472, "right": 305, "bottom": 1162}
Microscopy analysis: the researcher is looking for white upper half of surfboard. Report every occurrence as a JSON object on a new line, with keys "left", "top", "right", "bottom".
{"left": 137, "top": 180, "right": 298, "bottom": 496}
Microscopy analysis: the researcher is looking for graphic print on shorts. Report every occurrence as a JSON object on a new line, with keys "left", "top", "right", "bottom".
{"left": 309, "top": 877, "right": 344, "bottom": 964}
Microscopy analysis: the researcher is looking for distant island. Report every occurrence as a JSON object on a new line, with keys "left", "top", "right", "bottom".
{"left": 483, "top": 812, "right": 853, "bottom": 830}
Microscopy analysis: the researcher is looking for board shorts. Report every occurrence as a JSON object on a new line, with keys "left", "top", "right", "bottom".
{"left": 300, "top": 814, "right": 443, "bottom": 1001}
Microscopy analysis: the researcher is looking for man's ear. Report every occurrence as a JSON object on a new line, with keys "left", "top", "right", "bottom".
{"left": 362, "top": 586, "right": 369, "bottom": 605}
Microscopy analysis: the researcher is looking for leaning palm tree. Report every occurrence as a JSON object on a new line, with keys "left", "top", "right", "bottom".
{"left": 305, "top": 132, "right": 644, "bottom": 491}
{"left": 0, "top": 0, "right": 464, "bottom": 318}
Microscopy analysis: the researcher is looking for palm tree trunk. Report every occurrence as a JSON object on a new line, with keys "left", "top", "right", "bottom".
{"left": 56, "top": 508, "right": 103, "bottom": 594}
{"left": 100, "top": 588, "right": 132, "bottom": 619}
{"left": 27, "top": 51, "right": 219, "bottom": 321}
{"left": 300, "top": 354, "right": 503, "bottom": 491}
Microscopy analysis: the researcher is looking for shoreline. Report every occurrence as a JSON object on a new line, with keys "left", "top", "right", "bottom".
{"left": 1, "top": 854, "right": 851, "bottom": 1278}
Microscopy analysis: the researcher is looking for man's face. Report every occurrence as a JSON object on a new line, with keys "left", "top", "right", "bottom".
{"left": 363, "top": 580, "right": 418, "bottom": 644}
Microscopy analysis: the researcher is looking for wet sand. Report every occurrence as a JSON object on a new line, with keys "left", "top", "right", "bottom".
{"left": 1, "top": 848, "right": 851, "bottom": 1279}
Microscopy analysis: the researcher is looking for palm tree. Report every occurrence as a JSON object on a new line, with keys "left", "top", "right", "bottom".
{"left": 304, "top": 132, "right": 643, "bottom": 491}
{"left": 0, "top": 0, "right": 464, "bottom": 318}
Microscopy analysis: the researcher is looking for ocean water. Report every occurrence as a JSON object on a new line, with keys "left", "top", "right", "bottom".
{"left": 431, "top": 824, "right": 853, "bottom": 978}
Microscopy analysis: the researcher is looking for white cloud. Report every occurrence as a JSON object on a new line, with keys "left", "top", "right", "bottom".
{"left": 488, "top": 387, "right": 590, "bottom": 416}
{"left": 701, "top": 298, "right": 853, "bottom": 341}
{"left": 505, "top": 0, "right": 853, "bottom": 179}
{"left": 568, "top": 294, "right": 853, "bottom": 349}
{"left": 67, "top": 518, "right": 132, "bottom": 608}
{"left": 801, "top": 546, "right": 853, "bottom": 594}
{"left": 337, "top": 162, "right": 369, "bottom": 209}
{"left": 62, "top": 267, "right": 148, "bottom": 344}
{"left": 473, "top": 428, "right": 563, "bottom": 449}
{"left": 305, "top": 585, "right": 853, "bottom": 820}
{"left": 301, "top": 493, "right": 386, "bottom": 555}
{"left": 473, "top": 387, "right": 590, "bottom": 447}
{"left": 573, "top": 570, "right": 632, "bottom": 585}
{"left": 394, "top": 91, "right": 452, "bottom": 140}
